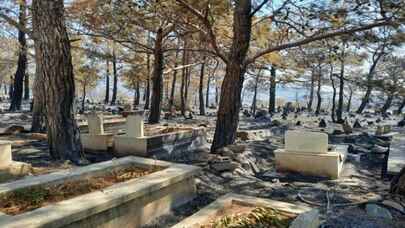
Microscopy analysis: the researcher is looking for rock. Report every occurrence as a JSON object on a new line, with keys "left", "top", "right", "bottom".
{"left": 289, "top": 209, "right": 320, "bottom": 228}
{"left": 211, "top": 160, "right": 239, "bottom": 172}
{"left": 366, "top": 204, "right": 393, "bottom": 220}
{"left": 319, "top": 119, "right": 327, "bottom": 128}
{"left": 236, "top": 131, "right": 250, "bottom": 141}
{"left": 332, "top": 129, "right": 344, "bottom": 135}
{"left": 220, "top": 172, "right": 234, "bottom": 179}
{"left": 353, "top": 119, "right": 362, "bottom": 128}
{"left": 216, "top": 147, "right": 234, "bottom": 157}
{"left": 381, "top": 200, "right": 405, "bottom": 213}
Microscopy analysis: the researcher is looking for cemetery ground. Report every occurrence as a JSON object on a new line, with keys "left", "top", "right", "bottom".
{"left": 1, "top": 105, "right": 405, "bottom": 227}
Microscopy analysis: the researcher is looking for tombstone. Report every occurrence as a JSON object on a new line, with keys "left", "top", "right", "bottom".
{"left": 126, "top": 113, "right": 144, "bottom": 138}
{"left": 0, "top": 141, "right": 12, "bottom": 168}
{"left": 0, "top": 141, "right": 32, "bottom": 180}
{"left": 274, "top": 130, "right": 347, "bottom": 179}
{"left": 80, "top": 113, "right": 113, "bottom": 151}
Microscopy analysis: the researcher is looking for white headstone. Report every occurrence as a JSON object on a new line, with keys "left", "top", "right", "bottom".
{"left": 87, "top": 114, "right": 104, "bottom": 135}
{"left": 126, "top": 112, "right": 144, "bottom": 137}
{"left": 285, "top": 130, "right": 328, "bottom": 153}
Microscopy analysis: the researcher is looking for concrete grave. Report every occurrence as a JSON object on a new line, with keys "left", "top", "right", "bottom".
{"left": 172, "top": 193, "right": 315, "bottom": 228}
{"left": 80, "top": 114, "right": 114, "bottom": 151}
{"left": 114, "top": 112, "right": 206, "bottom": 159}
{"left": 274, "top": 130, "right": 347, "bottom": 179}
{"left": 0, "top": 156, "right": 200, "bottom": 228}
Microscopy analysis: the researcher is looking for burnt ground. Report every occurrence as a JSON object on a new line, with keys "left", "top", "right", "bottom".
{"left": 1, "top": 111, "right": 405, "bottom": 227}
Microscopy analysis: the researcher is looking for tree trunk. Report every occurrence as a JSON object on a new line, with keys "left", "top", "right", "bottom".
{"left": 315, "top": 66, "right": 322, "bottom": 116}
{"left": 32, "top": 0, "right": 85, "bottom": 164}
{"left": 381, "top": 94, "right": 394, "bottom": 114}
{"left": 110, "top": 49, "right": 118, "bottom": 105}
{"left": 31, "top": 62, "right": 47, "bottom": 133}
{"left": 199, "top": 56, "right": 207, "bottom": 115}
{"left": 144, "top": 54, "right": 150, "bottom": 109}
{"left": 251, "top": 70, "right": 261, "bottom": 116}
{"left": 347, "top": 86, "right": 353, "bottom": 112}
{"left": 356, "top": 48, "right": 385, "bottom": 114}
{"left": 307, "top": 68, "right": 315, "bottom": 111}
{"left": 169, "top": 49, "right": 179, "bottom": 109}
{"left": 329, "top": 64, "right": 337, "bottom": 122}
{"left": 180, "top": 41, "right": 188, "bottom": 115}
{"left": 9, "top": 0, "right": 27, "bottom": 111}
{"left": 336, "top": 50, "right": 345, "bottom": 123}
{"left": 8, "top": 75, "right": 13, "bottom": 100}
{"left": 211, "top": 0, "right": 251, "bottom": 152}
{"left": 24, "top": 72, "right": 29, "bottom": 100}
{"left": 148, "top": 28, "right": 164, "bottom": 124}
{"left": 269, "top": 67, "right": 276, "bottom": 113}
{"left": 104, "top": 59, "right": 110, "bottom": 104}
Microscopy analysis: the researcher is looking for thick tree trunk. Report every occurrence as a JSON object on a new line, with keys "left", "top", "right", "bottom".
{"left": 206, "top": 76, "right": 211, "bottom": 108}
{"left": 336, "top": 53, "right": 345, "bottom": 123}
{"left": 329, "top": 64, "right": 337, "bottom": 122}
{"left": 134, "top": 80, "right": 140, "bottom": 107}
{"left": 31, "top": 64, "right": 47, "bottom": 133}
{"left": 381, "top": 94, "right": 394, "bottom": 114}
{"left": 307, "top": 68, "right": 315, "bottom": 111}
{"left": 199, "top": 56, "right": 206, "bottom": 115}
{"left": 9, "top": 0, "right": 27, "bottom": 111}
{"left": 357, "top": 49, "right": 385, "bottom": 114}
{"left": 148, "top": 28, "right": 164, "bottom": 124}
{"left": 110, "top": 49, "right": 118, "bottom": 105}
{"left": 24, "top": 72, "right": 29, "bottom": 100}
{"left": 104, "top": 59, "right": 110, "bottom": 104}
{"left": 211, "top": 0, "right": 251, "bottom": 152}
{"left": 32, "top": 0, "right": 85, "bottom": 164}
{"left": 269, "top": 67, "right": 276, "bottom": 113}
{"left": 315, "top": 67, "right": 322, "bottom": 116}
{"left": 144, "top": 54, "right": 151, "bottom": 110}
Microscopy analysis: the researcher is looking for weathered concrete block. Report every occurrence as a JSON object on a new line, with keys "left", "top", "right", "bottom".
{"left": 126, "top": 113, "right": 144, "bottom": 138}
{"left": 285, "top": 130, "right": 328, "bottom": 154}
{"left": 87, "top": 114, "right": 104, "bottom": 135}
{"left": 81, "top": 134, "right": 113, "bottom": 151}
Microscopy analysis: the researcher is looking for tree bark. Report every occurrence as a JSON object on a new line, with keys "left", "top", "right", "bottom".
{"left": 104, "top": 59, "right": 110, "bottom": 104}
{"left": 32, "top": 0, "right": 85, "bottom": 164}
{"left": 180, "top": 40, "right": 188, "bottom": 115}
{"left": 148, "top": 28, "right": 164, "bottom": 124}
{"left": 269, "top": 67, "right": 276, "bottom": 113}
{"left": 134, "top": 80, "right": 140, "bottom": 107}
{"left": 347, "top": 86, "right": 353, "bottom": 112}
{"left": 110, "top": 49, "right": 118, "bottom": 105}
{"left": 24, "top": 72, "right": 29, "bottom": 100}
{"left": 9, "top": 0, "right": 27, "bottom": 111}
{"left": 211, "top": 0, "right": 251, "bottom": 152}
{"left": 31, "top": 63, "right": 47, "bottom": 133}
{"left": 199, "top": 56, "right": 207, "bottom": 115}
{"left": 81, "top": 84, "right": 86, "bottom": 113}
{"left": 356, "top": 48, "right": 385, "bottom": 114}
{"left": 251, "top": 70, "right": 261, "bottom": 116}
{"left": 144, "top": 54, "right": 150, "bottom": 109}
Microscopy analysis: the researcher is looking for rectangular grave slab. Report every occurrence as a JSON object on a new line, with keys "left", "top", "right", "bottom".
{"left": 0, "top": 156, "right": 200, "bottom": 228}
{"left": 275, "top": 145, "right": 348, "bottom": 179}
{"left": 172, "top": 193, "right": 314, "bottom": 228}
{"left": 285, "top": 130, "right": 328, "bottom": 154}
{"left": 114, "top": 128, "right": 206, "bottom": 159}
